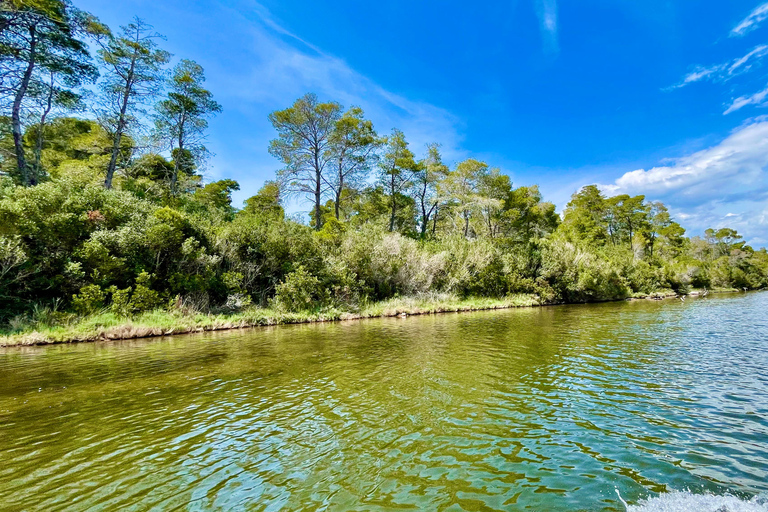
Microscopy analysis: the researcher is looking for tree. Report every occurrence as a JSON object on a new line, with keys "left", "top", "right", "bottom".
{"left": 0, "top": 0, "right": 100, "bottom": 186}
{"left": 326, "top": 106, "right": 378, "bottom": 220}
{"left": 562, "top": 185, "right": 609, "bottom": 246}
{"left": 439, "top": 158, "right": 493, "bottom": 238}
{"left": 378, "top": 129, "right": 417, "bottom": 232}
{"left": 95, "top": 18, "right": 170, "bottom": 189}
{"left": 194, "top": 178, "right": 239, "bottom": 211}
{"left": 645, "top": 201, "right": 685, "bottom": 258}
{"left": 242, "top": 180, "right": 284, "bottom": 219}
{"left": 607, "top": 194, "right": 649, "bottom": 253}
{"left": 705, "top": 228, "right": 745, "bottom": 258}
{"left": 269, "top": 93, "right": 341, "bottom": 230}
{"left": 506, "top": 185, "right": 559, "bottom": 242}
{"left": 154, "top": 59, "right": 221, "bottom": 195}
{"left": 412, "top": 143, "right": 448, "bottom": 237}
{"left": 26, "top": 70, "right": 85, "bottom": 176}
{"left": 477, "top": 168, "right": 512, "bottom": 239}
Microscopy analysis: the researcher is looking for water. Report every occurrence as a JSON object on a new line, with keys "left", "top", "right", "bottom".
{"left": 1, "top": 293, "right": 767, "bottom": 511}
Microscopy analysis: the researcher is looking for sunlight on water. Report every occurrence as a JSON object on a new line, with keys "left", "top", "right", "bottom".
{"left": 1, "top": 292, "right": 767, "bottom": 511}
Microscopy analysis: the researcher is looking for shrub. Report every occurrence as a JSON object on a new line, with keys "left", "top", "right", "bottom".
{"left": 72, "top": 284, "right": 106, "bottom": 315}
{"left": 272, "top": 265, "right": 327, "bottom": 312}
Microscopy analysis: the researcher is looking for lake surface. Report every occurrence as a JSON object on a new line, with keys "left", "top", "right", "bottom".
{"left": 1, "top": 293, "right": 767, "bottom": 511}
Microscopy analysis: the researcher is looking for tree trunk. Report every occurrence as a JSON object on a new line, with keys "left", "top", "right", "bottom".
{"left": 12, "top": 25, "right": 37, "bottom": 186}
{"left": 334, "top": 162, "right": 343, "bottom": 220}
{"left": 170, "top": 112, "right": 187, "bottom": 196}
{"left": 389, "top": 175, "right": 397, "bottom": 232}
{"left": 105, "top": 51, "right": 138, "bottom": 190}
{"left": 314, "top": 149, "right": 322, "bottom": 230}
{"left": 33, "top": 72, "right": 55, "bottom": 180}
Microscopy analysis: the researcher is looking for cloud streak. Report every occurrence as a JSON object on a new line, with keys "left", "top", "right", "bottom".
{"left": 676, "top": 45, "right": 768, "bottom": 88}
{"left": 535, "top": 0, "right": 559, "bottom": 54}
{"left": 195, "top": 0, "right": 467, "bottom": 211}
{"left": 731, "top": 2, "right": 768, "bottom": 37}
{"left": 724, "top": 84, "right": 768, "bottom": 114}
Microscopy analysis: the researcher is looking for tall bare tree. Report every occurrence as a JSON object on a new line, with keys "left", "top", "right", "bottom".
{"left": 327, "top": 106, "right": 378, "bottom": 220}
{"left": 269, "top": 93, "right": 341, "bottom": 230}
{"left": 95, "top": 17, "right": 169, "bottom": 189}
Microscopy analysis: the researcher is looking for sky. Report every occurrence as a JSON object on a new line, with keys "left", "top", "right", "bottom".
{"left": 76, "top": 0, "right": 768, "bottom": 246}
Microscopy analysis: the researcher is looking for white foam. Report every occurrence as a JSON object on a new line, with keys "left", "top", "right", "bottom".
{"left": 625, "top": 491, "right": 768, "bottom": 512}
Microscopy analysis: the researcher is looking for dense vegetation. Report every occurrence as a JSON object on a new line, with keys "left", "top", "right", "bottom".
{"left": 1, "top": 1, "right": 767, "bottom": 340}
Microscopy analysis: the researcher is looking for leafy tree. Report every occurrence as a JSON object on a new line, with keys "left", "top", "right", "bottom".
{"left": 476, "top": 168, "right": 512, "bottom": 239}
{"left": 705, "top": 228, "right": 745, "bottom": 258}
{"left": 412, "top": 142, "right": 448, "bottom": 237}
{"left": 561, "top": 185, "right": 609, "bottom": 246}
{"left": 378, "top": 129, "right": 417, "bottom": 232}
{"left": 193, "top": 178, "right": 239, "bottom": 212}
{"left": 242, "top": 180, "right": 284, "bottom": 219}
{"left": 95, "top": 17, "right": 170, "bottom": 189}
{"left": 607, "top": 194, "right": 648, "bottom": 252}
{"left": 20, "top": 117, "right": 127, "bottom": 180}
{"left": 0, "top": 0, "right": 100, "bottom": 186}
{"left": 154, "top": 59, "right": 221, "bottom": 195}
{"left": 269, "top": 93, "right": 341, "bottom": 230}
{"left": 26, "top": 70, "right": 86, "bottom": 176}
{"left": 439, "top": 158, "right": 497, "bottom": 238}
{"left": 327, "top": 106, "right": 378, "bottom": 220}
{"left": 646, "top": 201, "right": 685, "bottom": 258}
{"left": 506, "top": 185, "right": 559, "bottom": 242}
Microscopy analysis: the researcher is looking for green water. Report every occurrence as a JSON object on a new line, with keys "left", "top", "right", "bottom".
{"left": 1, "top": 293, "right": 767, "bottom": 511}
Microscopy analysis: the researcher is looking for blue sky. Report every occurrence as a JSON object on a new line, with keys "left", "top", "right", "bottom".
{"left": 78, "top": 0, "right": 768, "bottom": 245}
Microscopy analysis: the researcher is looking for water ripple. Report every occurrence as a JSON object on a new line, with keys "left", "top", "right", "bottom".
{"left": 1, "top": 293, "right": 767, "bottom": 511}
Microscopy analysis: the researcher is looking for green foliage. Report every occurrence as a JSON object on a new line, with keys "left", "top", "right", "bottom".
{"left": 1, "top": 85, "right": 767, "bottom": 329}
{"left": 272, "top": 265, "right": 327, "bottom": 312}
{"left": 71, "top": 284, "right": 106, "bottom": 314}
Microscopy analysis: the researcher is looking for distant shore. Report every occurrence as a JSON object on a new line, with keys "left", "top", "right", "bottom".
{"left": 1, "top": 289, "right": 749, "bottom": 348}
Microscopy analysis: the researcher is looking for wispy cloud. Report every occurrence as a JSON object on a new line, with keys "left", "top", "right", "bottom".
{"left": 196, "top": 0, "right": 466, "bottom": 208}
{"left": 600, "top": 120, "right": 768, "bottom": 243}
{"left": 724, "top": 84, "right": 768, "bottom": 114}
{"left": 535, "top": 0, "right": 559, "bottom": 54}
{"left": 731, "top": 2, "right": 768, "bottom": 37}
{"left": 675, "top": 45, "right": 768, "bottom": 88}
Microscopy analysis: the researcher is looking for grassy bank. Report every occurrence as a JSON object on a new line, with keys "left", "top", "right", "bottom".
{"left": 0, "top": 289, "right": 752, "bottom": 348}
{"left": 0, "top": 294, "right": 540, "bottom": 347}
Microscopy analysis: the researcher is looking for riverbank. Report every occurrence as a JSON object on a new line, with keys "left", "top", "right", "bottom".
{"left": 0, "top": 294, "right": 540, "bottom": 347}
{"left": 0, "top": 289, "right": 747, "bottom": 347}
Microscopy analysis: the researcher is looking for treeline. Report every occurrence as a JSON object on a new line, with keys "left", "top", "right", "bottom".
{"left": 1, "top": 1, "right": 767, "bottom": 327}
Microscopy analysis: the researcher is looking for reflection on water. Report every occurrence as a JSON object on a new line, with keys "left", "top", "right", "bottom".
{"left": 1, "top": 293, "right": 767, "bottom": 511}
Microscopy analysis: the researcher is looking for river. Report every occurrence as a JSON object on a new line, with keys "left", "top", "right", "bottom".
{"left": 1, "top": 293, "right": 767, "bottom": 511}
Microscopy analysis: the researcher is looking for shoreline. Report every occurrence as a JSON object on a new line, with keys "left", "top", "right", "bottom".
{"left": 0, "top": 289, "right": 748, "bottom": 348}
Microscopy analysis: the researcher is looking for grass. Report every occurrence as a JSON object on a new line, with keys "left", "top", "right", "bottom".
{"left": 1, "top": 288, "right": 754, "bottom": 348}
{"left": 0, "top": 293, "right": 541, "bottom": 347}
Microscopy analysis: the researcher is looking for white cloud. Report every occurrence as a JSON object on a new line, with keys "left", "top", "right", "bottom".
{"left": 608, "top": 120, "right": 768, "bottom": 196}
{"left": 600, "top": 120, "right": 768, "bottom": 244}
{"left": 731, "top": 2, "right": 768, "bottom": 37}
{"left": 729, "top": 44, "right": 768, "bottom": 72}
{"left": 676, "top": 45, "right": 768, "bottom": 88}
{"left": 724, "top": 84, "right": 768, "bottom": 114}
{"left": 535, "top": 0, "right": 559, "bottom": 54}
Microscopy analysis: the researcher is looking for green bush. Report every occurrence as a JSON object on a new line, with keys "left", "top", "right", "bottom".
{"left": 72, "top": 284, "right": 106, "bottom": 315}
{"left": 272, "top": 266, "right": 328, "bottom": 312}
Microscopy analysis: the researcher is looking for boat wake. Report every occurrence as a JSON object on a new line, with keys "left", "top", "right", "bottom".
{"left": 621, "top": 491, "right": 768, "bottom": 512}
